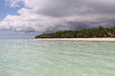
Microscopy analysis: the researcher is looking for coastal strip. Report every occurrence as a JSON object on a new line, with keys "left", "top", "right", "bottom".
{"left": 36, "top": 38, "right": 115, "bottom": 41}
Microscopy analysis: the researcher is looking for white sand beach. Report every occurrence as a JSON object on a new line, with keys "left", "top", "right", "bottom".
{"left": 36, "top": 38, "right": 115, "bottom": 41}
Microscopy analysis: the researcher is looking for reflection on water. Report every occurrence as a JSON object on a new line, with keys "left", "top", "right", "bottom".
{"left": 0, "top": 40, "right": 115, "bottom": 76}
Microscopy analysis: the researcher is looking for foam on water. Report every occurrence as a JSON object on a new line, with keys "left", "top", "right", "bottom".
{"left": 0, "top": 39, "right": 115, "bottom": 76}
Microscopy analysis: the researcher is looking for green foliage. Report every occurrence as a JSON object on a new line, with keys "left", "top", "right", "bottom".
{"left": 35, "top": 26, "right": 115, "bottom": 38}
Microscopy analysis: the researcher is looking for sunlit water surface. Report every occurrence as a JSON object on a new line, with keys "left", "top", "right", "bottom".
{"left": 0, "top": 39, "right": 115, "bottom": 76}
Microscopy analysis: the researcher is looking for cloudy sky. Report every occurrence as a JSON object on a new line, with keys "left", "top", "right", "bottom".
{"left": 0, "top": 0, "right": 115, "bottom": 39}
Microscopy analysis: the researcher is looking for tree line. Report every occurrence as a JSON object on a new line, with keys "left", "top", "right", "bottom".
{"left": 35, "top": 26, "right": 115, "bottom": 38}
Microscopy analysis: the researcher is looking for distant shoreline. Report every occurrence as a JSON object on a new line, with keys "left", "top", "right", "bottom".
{"left": 36, "top": 38, "right": 115, "bottom": 41}
{"left": 35, "top": 26, "right": 115, "bottom": 39}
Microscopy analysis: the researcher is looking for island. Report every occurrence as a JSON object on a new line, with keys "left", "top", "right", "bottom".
{"left": 35, "top": 26, "right": 115, "bottom": 39}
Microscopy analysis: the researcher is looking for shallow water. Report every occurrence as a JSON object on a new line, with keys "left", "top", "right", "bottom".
{"left": 0, "top": 39, "right": 115, "bottom": 76}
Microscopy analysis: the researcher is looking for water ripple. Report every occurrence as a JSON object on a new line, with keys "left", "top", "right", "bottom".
{"left": 0, "top": 40, "right": 115, "bottom": 76}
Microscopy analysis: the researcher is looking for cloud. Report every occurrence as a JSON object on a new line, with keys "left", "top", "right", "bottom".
{"left": 1, "top": 0, "right": 115, "bottom": 33}
{"left": 4, "top": 35, "right": 34, "bottom": 39}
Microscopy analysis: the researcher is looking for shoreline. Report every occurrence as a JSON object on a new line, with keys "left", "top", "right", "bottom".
{"left": 35, "top": 38, "right": 115, "bottom": 41}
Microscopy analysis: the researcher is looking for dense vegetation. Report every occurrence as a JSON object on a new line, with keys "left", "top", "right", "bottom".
{"left": 35, "top": 26, "right": 115, "bottom": 38}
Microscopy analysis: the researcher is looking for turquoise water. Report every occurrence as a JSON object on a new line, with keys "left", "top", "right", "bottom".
{"left": 0, "top": 39, "right": 115, "bottom": 76}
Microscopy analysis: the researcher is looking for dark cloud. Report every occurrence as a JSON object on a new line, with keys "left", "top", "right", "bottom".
{"left": 43, "top": 18, "right": 115, "bottom": 32}
{"left": 13, "top": 26, "right": 35, "bottom": 33}
{"left": 0, "top": 26, "right": 12, "bottom": 31}
{"left": 36, "top": 0, "right": 115, "bottom": 17}
{"left": 35, "top": 0, "right": 115, "bottom": 32}
{"left": 2, "top": 0, "right": 115, "bottom": 33}
{"left": 37, "top": 0, "right": 91, "bottom": 17}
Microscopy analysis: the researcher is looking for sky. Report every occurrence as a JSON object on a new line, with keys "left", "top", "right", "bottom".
{"left": 0, "top": 0, "right": 115, "bottom": 39}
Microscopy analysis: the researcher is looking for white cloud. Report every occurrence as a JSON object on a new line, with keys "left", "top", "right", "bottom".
{"left": 5, "top": 0, "right": 23, "bottom": 7}
{"left": 1, "top": 0, "right": 115, "bottom": 33}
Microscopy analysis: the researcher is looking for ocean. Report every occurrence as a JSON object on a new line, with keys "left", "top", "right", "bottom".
{"left": 0, "top": 39, "right": 115, "bottom": 76}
